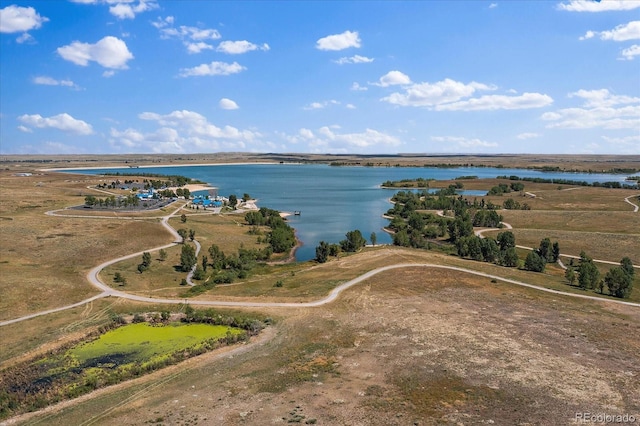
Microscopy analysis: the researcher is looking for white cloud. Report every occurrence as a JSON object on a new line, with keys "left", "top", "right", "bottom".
{"left": 299, "top": 128, "right": 314, "bottom": 139}
{"left": 110, "top": 109, "right": 259, "bottom": 152}
{"left": 381, "top": 78, "right": 494, "bottom": 107}
{"left": 17, "top": 125, "right": 32, "bottom": 133}
{"left": 71, "top": 0, "right": 157, "bottom": 19}
{"left": 18, "top": 113, "right": 94, "bottom": 135}
{"left": 178, "top": 61, "right": 246, "bottom": 77}
{"left": 0, "top": 5, "right": 48, "bottom": 33}
{"left": 219, "top": 98, "right": 239, "bottom": 110}
{"left": 581, "top": 21, "right": 640, "bottom": 42}
{"left": 346, "top": 104, "right": 356, "bottom": 109}
{"left": 303, "top": 100, "right": 340, "bottom": 110}
{"left": 316, "top": 30, "right": 361, "bottom": 51}
{"left": 102, "top": 70, "right": 116, "bottom": 78}
{"left": 517, "top": 132, "right": 541, "bottom": 140}
{"left": 16, "top": 32, "right": 34, "bottom": 44}
{"left": 351, "top": 82, "right": 368, "bottom": 91}
{"left": 373, "top": 70, "right": 412, "bottom": 87}
{"left": 33, "top": 76, "right": 78, "bottom": 88}
{"left": 185, "top": 42, "right": 213, "bottom": 54}
{"left": 153, "top": 18, "right": 222, "bottom": 53}
{"left": 57, "top": 36, "right": 134, "bottom": 69}
{"left": 489, "top": 3, "right": 498, "bottom": 8}
{"left": 217, "top": 40, "right": 270, "bottom": 54}
{"left": 621, "top": 44, "right": 640, "bottom": 60}
{"left": 542, "top": 89, "right": 640, "bottom": 129}
{"left": 569, "top": 89, "right": 639, "bottom": 107}
{"left": 333, "top": 55, "right": 374, "bottom": 65}
{"left": 558, "top": 0, "right": 640, "bottom": 12}
{"left": 431, "top": 136, "right": 498, "bottom": 149}
{"left": 601, "top": 135, "right": 640, "bottom": 153}
{"left": 436, "top": 92, "right": 553, "bottom": 111}
{"left": 109, "top": 0, "right": 157, "bottom": 20}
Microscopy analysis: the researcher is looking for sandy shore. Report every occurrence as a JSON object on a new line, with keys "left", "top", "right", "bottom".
{"left": 168, "top": 184, "right": 217, "bottom": 192}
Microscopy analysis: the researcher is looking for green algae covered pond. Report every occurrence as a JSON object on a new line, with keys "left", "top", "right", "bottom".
{"left": 0, "top": 321, "right": 249, "bottom": 419}
{"left": 70, "top": 322, "right": 243, "bottom": 366}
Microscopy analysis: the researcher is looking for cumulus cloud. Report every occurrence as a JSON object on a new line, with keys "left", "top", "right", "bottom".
{"left": 378, "top": 76, "right": 552, "bottom": 111}
{"left": 57, "top": 36, "right": 134, "bottom": 69}
{"left": 109, "top": 109, "right": 259, "bottom": 152}
{"left": 178, "top": 61, "right": 246, "bottom": 77}
{"left": 373, "top": 70, "right": 412, "bottom": 87}
{"left": 517, "top": 132, "right": 541, "bottom": 140}
{"left": 382, "top": 78, "right": 493, "bottom": 107}
{"left": 489, "top": 3, "right": 498, "bottom": 8}
{"left": 303, "top": 100, "right": 340, "bottom": 110}
{"left": 316, "top": 30, "right": 361, "bottom": 51}
{"left": 219, "top": 98, "right": 239, "bottom": 110}
{"left": 557, "top": 0, "right": 640, "bottom": 12}
{"left": 436, "top": 92, "right": 553, "bottom": 111}
{"left": 33, "top": 76, "right": 77, "bottom": 88}
{"left": 431, "top": 136, "right": 498, "bottom": 149}
{"left": 71, "top": 0, "right": 157, "bottom": 19}
{"left": 351, "top": 82, "right": 368, "bottom": 91}
{"left": 217, "top": 40, "right": 270, "bottom": 54}
{"left": 621, "top": 44, "right": 640, "bottom": 60}
{"left": 541, "top": 88, "right": 640, "bottom": 129}
{"left": 580, "top": 21, "right": 640, "bottom": 41}
{"left": 0, "top": 5, "right": 48, "bottom": 33}
{"left": 153, "top": 16, "right": 222, "bottom": 53}
{"left": 333, "top": 55, "right": 374, "bottom": 64}
{"left": 18, "top": 113, "right": 94, "bottom": 135}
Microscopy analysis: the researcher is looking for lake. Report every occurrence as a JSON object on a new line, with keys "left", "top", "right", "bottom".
{"left": 70, "top": 164, "right": 639, "bottom": 261}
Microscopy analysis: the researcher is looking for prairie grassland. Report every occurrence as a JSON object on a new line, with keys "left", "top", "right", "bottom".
{"left": 499, "top": 209, "right": 640, "bottom": 234}
{"left": 168, "top": 212, "right": 269, "bottom": 254}
{"left": 483, "top": 228, "right": 640, "bottom": 266}
{"left": 0, "top": 171, "right": 175, "bottom": 320}
{"left": 19, "top": 268, "right": 640, "bottom": 426}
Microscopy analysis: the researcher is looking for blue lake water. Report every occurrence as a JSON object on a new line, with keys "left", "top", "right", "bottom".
{"left": 69, "top": 164, "right": 639, "bottom": 261}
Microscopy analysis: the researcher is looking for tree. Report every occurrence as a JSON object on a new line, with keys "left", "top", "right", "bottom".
{"left": 242, "top": 193, "right": 251, "bottom": 202}
{"left": 578, "top": 255, "right": 600, "bottom": 290}
{"left": 605, "top": 267, "right": 633, "bottom": 298}
{"left": 177, "top": 228, "right": 188, "bottom": 243}
{"left": 315, "top": 241, "right": 330, "bottom": 263}
{"left": 340, "top": 229, "right": 366, "bottom": 252}
{"left": 138, "top": 251, "right": 151, "bottom": 273}
{"left": 524, "top": 251, "right": 546, "bottom": 272}
{"left": 497, "top": 231, "right": 516, "bottom": 252}
{"left": 208, "top": 244, "right": 226, "bottom": 270}
{"left": 189, "top": 229, "right": 196, "bottom": 241}
{"left": 181, "top": 214, "right": 187, "bottom": 223}
{"left": 159, "top": 249, "right": 167, "bottom": 261}
{"left": 502, "top": 247, "right": 519, "bottom": 267}
{"left": 370, "top": 232, "right": 377, "bottom": 247}
{"left": 228, "top": 194, "right": 238, "bottom": 208}
{"left": 201, "top": 255, "right": 208, "bottom": 271}
{"left": 536, "top": 238, "right": 553, "bottom": 263}
{"left": 180, "top": 244, "right": 197, "bottom": 272}
{"left": 552, "top": 242, "right": 560, "bottom": 263}
{"left": 565, "top": 267, "right": 576, "bottom": 286}
{"left": 620, "top": 257, "right": 635, "bottom": 278}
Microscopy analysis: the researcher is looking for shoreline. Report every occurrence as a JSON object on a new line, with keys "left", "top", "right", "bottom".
{"left": 40, "top": 162, "right": 283, "bottom": 172}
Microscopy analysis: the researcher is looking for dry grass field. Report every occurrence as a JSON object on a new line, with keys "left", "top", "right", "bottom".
{"left": 10, "top": 267, "right": 639, "bottom": 426}
{"left": 1, "top": 156, "right": 639, "bottom": 425}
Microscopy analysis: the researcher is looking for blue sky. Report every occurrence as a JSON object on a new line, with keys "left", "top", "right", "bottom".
{"left": 0, "top": 0, "right": 639, "bottom": 155}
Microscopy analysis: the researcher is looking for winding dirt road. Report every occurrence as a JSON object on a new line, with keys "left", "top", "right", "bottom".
{"left": 2, "top": 195, "right": 639, "bottom": 327}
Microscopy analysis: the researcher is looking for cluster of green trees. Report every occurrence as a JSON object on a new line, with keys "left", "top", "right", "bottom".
{"left": 496, "top": 175, "right": 639, "bottom": 190}
{"left": 84, "top": 194, "right": 140, "bottom": 208}
{"left": 456, "top": 231, "right": 519, "bottom": 267}
{"left": 524, "top": 238, "right": 560, "bottom": 273}
{"left": 503, "top": 198, "right": 531, "bottom": 210}
{"left": 381, "top": 177, "right": 432, "bottom": 188}
{"left": 315, "top": 229, "right": 368, "bottom": 263}
{"left": 245, "top": 208, "right": 296, "bottom": 253}
{"left": 565, "top": 254, "right": 634, "bottom": 298}
{"left": 487, "top": 182, "right": 525, "bottom": 196}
